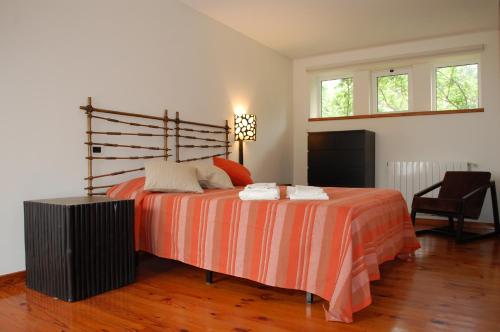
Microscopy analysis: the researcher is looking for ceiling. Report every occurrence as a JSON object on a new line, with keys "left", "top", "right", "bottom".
{"left": 180, "top": 0, "right": 499, "bottom": 59}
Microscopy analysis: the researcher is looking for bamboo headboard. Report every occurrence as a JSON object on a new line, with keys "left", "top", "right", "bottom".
{"left": 80, "top": 97, "right": 231, "bottom": 196}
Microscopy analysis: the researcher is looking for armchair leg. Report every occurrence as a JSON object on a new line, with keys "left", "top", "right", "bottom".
{"left": 448, "top": 217, "right": 454, "bottom": 230}
{"left": 490, "top": 182, "right": 500, "bottom": 234}
{"left": 411, "top": 209, "right": 417, "bottom": 226}
{"left": 456, "top": 214, "right": 465, "bottom": 243}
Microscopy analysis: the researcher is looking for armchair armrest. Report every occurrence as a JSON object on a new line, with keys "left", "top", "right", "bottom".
{"left": 461, "top": 181, "right": 493, "bottom": 201}
{"left": 414, "top": 181, "right": 443, "bottom": 197}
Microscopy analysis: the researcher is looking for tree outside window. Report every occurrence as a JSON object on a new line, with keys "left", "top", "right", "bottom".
{"left": 436, "top": 64, "right": 478, "bottom": 110}
{"left": 376, "top": 74, "right": 409, "bottom": 113}
{"left": 321, "top": 77, "right": 353, "bottom": 117}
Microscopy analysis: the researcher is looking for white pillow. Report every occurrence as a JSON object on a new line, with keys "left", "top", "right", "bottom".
{"left": 185, "top": 159, "right": 234, "bottom": 189}
{"left": 185, "top": 159, "right": 213, "bottom": 183}
{"left": 144, "top": 160, "right": 203, "bottom": 193}
{"left": 202, "top": 165, "right": 234, "bottom": 189}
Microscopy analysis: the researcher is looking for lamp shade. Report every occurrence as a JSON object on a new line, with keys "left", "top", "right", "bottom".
{"left": 234, "top": 114, "right": 256, "bottom": 141}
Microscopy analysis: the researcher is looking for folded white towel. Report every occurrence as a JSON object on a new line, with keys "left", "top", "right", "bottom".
{"left": 239, "top": 187, "right": 280, "bottom": 200}
{"left": 245, "top": 183, "right": 277, "bottom": 190}
{"left": 287, "top": 186, "right": 329, "bottom": 200}
{"left": 289, "top": 192, "right": 329, "bottom": 200}
{"left": 294, "top": 185, "right": 324, "bottom": 194}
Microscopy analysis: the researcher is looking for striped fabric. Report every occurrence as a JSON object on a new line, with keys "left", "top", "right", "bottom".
{"left": 108, "top": 178, "right": 420, "bottom": 323}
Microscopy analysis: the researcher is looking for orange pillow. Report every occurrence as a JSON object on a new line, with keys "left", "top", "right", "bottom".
{"left": 213, "top": 157, "right": 253, "bottom": 186}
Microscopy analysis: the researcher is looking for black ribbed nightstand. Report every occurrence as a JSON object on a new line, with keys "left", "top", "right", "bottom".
{"left": 23, "top": 196, "right": 135, "bottom": 301}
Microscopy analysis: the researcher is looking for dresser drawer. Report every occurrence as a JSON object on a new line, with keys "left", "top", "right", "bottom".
{"left": 308, "top": 150, "right": 365, "bottom": 168}
{"left": 308, "top": 167, "right": 366, "bottom": 187}
{"left": 308, "top": 131, "right": 367, "bottom": 150}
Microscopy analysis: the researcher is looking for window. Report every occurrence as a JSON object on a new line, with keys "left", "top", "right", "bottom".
{"left": 320, "top": 77, "right": 353, "bottom": 117}
{"left": 435, "top": 63, "right": 479, "bottom": 110}
{"left": 310, "top": 53, "right": 482, "bottom": 120}
{"left": 373, "top": 69, "right": 411, "bottom": 113}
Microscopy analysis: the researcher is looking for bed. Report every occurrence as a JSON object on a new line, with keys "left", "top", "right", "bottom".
{"left": 80, "top": 98, "right": 420, "bottom": 323}
{"left": 106, "top": 177, "right": 420, "bottom": 323}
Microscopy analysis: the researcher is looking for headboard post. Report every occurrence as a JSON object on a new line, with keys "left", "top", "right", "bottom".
{"left": 86, "top": 97, "right": 93, "bottom": 196}
{"left": 163, "top": 109, "right": 169, "bottom": 160}
{"left": 175, "top": 111, "right": 180, "bottom": 162}
{"left": 225, "top": 120, "right": 230, "bottom": 159}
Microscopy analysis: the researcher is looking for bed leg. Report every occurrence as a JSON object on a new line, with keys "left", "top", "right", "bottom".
{"left": 306, "top": 292, "right": 313, "bottom": 304}
{"left": 206, "top": 271, "right": 213, "bottom": 284}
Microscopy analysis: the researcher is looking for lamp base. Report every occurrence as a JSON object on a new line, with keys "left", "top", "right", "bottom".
{"left": 238, "top": 141, "right": 244, "bottom": 165}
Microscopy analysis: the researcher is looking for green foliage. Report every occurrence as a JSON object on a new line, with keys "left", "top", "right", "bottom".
{"left": 436, "top": 64, "right": 478, "bottom": 110}
{"left": 321, "top": 77, "right": 353, "bottom": 117}
{"left": 377, "top": 74, "right": 409, "bottom": 113}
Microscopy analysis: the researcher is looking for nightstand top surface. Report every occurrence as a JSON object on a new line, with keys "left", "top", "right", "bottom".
{"left": 25, "top": 196, "right": 132, "bottom": 206}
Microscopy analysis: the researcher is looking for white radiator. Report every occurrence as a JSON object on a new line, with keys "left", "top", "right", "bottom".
{"left": 387, "top": 161, "right": 471, "bottom": 209}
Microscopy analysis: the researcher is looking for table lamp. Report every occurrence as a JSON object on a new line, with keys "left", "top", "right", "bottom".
{"left": 234, "top": 114, "right": 256, "bottom": 165}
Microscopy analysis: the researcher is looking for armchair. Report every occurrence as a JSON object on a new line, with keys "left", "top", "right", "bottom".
{"left": 410, "top": 171, "right": 500, "bottom": 243}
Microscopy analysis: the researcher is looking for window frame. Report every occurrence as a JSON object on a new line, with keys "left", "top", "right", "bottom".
{"left": 431, "top": 60, "right": 481, "bottom": 111}
{"left": 317, "top": 74, "right": 354, "bottom": 118}
{"left": 371, "top": 68, "right": 413, "bottom": 114}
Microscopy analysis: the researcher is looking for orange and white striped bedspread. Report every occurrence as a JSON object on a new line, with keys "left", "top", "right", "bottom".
{"left": 108, "top": 177, "right": 420, "bottom": 323}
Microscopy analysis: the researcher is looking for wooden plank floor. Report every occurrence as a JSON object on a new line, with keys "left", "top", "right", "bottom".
{"left": 0, "top": 230, "right": 499, "bottom": 331}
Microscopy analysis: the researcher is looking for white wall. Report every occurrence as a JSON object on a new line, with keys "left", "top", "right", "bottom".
{"left": 293, "top": 31, "right": 500, "bottom": 220}
{"left": 0, "top": 0, "right": 292, "bottom": 275}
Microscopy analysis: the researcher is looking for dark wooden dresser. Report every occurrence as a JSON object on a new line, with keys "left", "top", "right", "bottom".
{"left": 24, "top": 196, "right": 135, "bottom": 301}
{"left": 308, "top": 130, "right": 375, "bottom": 187}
